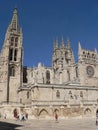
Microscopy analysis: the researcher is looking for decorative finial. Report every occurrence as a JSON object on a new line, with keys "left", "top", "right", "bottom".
{"left": 67, "top": 37, "right": 71, "bottom": 49}
{"left": 78, "top": 41, "right": 81, "bottom": 51}
{"left": 94, "top": 48, "right": 97, "bottom": 53}
{"left": 53, "top": 37, "right": 58, "bottom": 50}
{"left": 55, "top": 37, "right": 58, "bottom": 48}
{"left": 61, "top": 35, "right": 64, "bottom": 47}
{"left": 13, "top": 6, "right": 18, "bottom": 14}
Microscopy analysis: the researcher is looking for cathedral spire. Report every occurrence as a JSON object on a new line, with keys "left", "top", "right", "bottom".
{"left": 54, "top": 37, "right": 58, "bottom": 50}
{"left": 4, "top": 8, "right": 21, "bottom": 46}
{"left": 61, "top": 35, "right": 65, "bottom": 47}
{"left": 66, "top": 38, "right": 71, "bottom": 49}
{"left": 10, "top": 8, "right": 19, "bottom": 31}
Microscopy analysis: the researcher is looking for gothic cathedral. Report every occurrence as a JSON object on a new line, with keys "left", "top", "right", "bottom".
{"left": 0, "top": 8, "right": 98, "bottom": 119}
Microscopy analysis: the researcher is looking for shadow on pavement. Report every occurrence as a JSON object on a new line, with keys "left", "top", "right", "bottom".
{"left": 0, "top": 121, "right": 23, "bottom": 130}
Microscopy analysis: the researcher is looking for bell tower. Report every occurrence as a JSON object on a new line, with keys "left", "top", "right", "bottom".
{"left": 78, "top": 42, "right": 98, "bottom": 86}
{"left": 0, "top": 8, "right": 23, "bottom": 103}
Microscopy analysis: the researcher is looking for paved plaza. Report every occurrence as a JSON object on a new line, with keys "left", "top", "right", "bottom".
{"left": 0, "top": 118, "right": 98, "bottom": 130}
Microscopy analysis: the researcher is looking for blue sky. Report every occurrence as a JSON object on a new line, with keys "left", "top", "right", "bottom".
{"left": 0, "top": 0, "right": 98, "bottom": 67}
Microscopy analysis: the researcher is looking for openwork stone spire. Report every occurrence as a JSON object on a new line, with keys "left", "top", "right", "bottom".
{"left": 10, "top": 8, "right": 19, "bottom": 31}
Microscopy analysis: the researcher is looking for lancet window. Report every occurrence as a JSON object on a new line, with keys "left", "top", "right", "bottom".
{"left": 46, "top": 70, "right": 50, "bottom": 84}
{"left": 9, "top": 37, "right": 18, "bottom": 61}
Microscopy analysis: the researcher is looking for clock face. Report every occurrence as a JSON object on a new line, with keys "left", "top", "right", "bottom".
{"left": 86, "top": 66, "right": 94, "bottom": 77}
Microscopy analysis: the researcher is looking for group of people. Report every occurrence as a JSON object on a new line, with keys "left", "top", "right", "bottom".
{"left": 14, "top": 109, "right": 28, "bottom": 121}
{"left": 9, "top": 108, "right": 98, "bottom": 124}
{"left": 3, "top": 109, "right": 98, "bottom": 125}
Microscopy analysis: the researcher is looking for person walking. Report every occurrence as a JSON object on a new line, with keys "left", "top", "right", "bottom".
{"left": 13, "top": 109, "right": 19, "bottom": 120}
{"left": 96, "top": 110, "right": 98, "bottom": 125}
{"left": 55, "top": 113, "right": 58, "bottom": 122}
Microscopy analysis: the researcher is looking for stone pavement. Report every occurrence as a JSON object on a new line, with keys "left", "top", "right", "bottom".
{"left": 0, "top": 118, "right": 98, "bottom": 130}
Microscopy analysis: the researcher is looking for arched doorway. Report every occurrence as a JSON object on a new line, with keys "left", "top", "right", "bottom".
{"left": 84, "top": 108, "right": 92, "bottom": 116}
{"left": 39, "top": 109, "right": 49, "bottom": 118}
{"left": 54, "top": 109, "right": 59, "bottom": 116}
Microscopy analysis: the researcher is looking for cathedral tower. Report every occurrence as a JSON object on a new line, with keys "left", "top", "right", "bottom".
{"left": 52, "top": 38, "right": 74, "bottom": 71}
{"left": 0, "top": 8, "right": 23, "bottom": 103}
{"left": 78, "top": 42, "right": 98, "bottom": 86}
{"left": 52, "top": 37, "right": 75, "bottom": 84}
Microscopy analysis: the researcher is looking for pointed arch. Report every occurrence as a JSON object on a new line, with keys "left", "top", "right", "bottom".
{"left": 84, "top": 108, "right": 92, "bottom": 115}
{"left": 54, "top": 109, "right": 59, "bottom": 115}
{"left": 39, "top": 109, "right": 49, "bottom": 118}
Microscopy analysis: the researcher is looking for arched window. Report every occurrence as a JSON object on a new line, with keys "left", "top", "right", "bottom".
{"left": 76, "top": 67, "right": 78, "bottom": 78}
{"left": 11, "top": 37, "right": 14, "bottom": 46}
{"left": 65, "top": 52, "right": 69, "bottom": 64}
{"left": 9, "top": 48, "right": 13, "bottom": 61}
{"left": 15, "top": 37, "right": 18, "bottom": 47}
{"left": 46, "top": 70, "right": 50, "bottom": 84}
{"left": 14, "top": 49, "right": 17, "bottom": 61}
{"left": 56, "top": 90, "right": 60, "bottom": 98}
{"left": 10, "top": 36, "right": 18, "bottom": 61}
{"left": 9, "top": 66, "right": 15, "bottom": 76}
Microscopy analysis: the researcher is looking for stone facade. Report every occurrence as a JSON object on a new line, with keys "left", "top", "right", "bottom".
{"left": 0, "top": 8, "right": 98, "bottom": 119}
